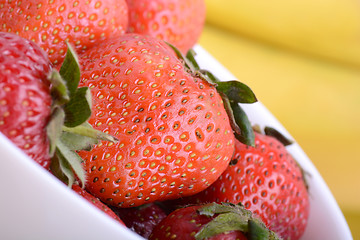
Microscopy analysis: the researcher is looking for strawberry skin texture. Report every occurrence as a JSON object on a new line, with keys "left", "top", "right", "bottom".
{"left": 149, "top": 205, "right": 247, "bottom": 240}
{"left": 174, "top": 133, "right": 310, "bottom": 240}
{"left": 126, "top": 0, "right": 206, "bottom": 54}
{"left": 71, "top": 184, "right": 125, "bottom": 225}
{"left": 0, "top": 0, "right": 128, "bottom": 66}
{"left": 77, "top": 34, "right": 235, "bottom": 208}
{"left": 0, "top": 32, "right": 52, "bottom": 169}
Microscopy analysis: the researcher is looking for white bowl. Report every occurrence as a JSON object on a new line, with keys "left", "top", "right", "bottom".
{"left": 0, "top": 45, "right": 352, "bottom": 240}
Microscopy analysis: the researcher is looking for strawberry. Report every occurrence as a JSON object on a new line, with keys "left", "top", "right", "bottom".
{"left": 0, "top": 32, "right": 115, "bottom": 189}
{"left": 113, "top": 202, "right": 168, "bottom": 238}
{"left": 0, "top": 32, "right": 52, "bottom": 168}
{"left": 149, "top": 202, "right": 281, "bottom": 240}
{"left": 72, "top": 184, "right": 125, "bottom": 225}
{"left": 0, "top": 0, "right": 128, "bottom": 67}
{"left": 77, "top": 33, "right": 239, "bottom": 208}
{"left": 125, "top": 0, "right": 206, "bottom": 54}
{"left": 169, "top": 129, "right": 309, "bottom": 240}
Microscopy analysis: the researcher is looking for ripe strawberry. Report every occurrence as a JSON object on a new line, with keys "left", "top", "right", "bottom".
{"left": 126, "top": 0, "right": 206, "bottom": 54}
{"left": 149, "top": 202, "right": 281, "bottom": 240}
{"left": 0, "top": 32, "right": 53, "bottom": 168}
{"left": 77, "top": 33, "right": 236, "bottom": 208}
{"left": 170, "top": 130, "right": 309, "bottom": 240}
{"left": 72, "top": 184, "right": 125, "bottom": 225}
{"left": 0, "top": 31, "right": 115, "bottom": 190}
{"left": 113, "top": 203, "right": 167, "bottom": 238}
{"left": 0, "top": 0, "right": 128, "bottom": 67}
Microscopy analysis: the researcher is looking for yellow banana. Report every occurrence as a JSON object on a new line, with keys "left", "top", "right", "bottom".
{"left": 204, "top": 0, "right": 360, "bottom": 68}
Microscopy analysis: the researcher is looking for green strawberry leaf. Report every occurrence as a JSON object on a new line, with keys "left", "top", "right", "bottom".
{"left": 49, "top": 70, "right": 70, "bottom": 106}
{"left": 198, "top": 202, "right": 251, "bottom": 217}
{"left": 248, "top": 219, "right": 270, "bottom": 240}
{"left": 195, "top": 212, "right": 249, "bottom": 240}
{"left": 46, "top": 107, "right": 65, "bottom": 156}
{"left": 216, "top": 80, "right": 257, "bottom": 104}
{"left": 199, "top": 70, "right": 257, "bottom": 104}
{"left": 62, "top": 122, "right": 118, "bottom": 143}
{"left": 199, "top": 69, "right": 220, "bottom": 84}
{"left": 264, "top": 126, "right": 293, "bottom": 146}
{"left": 195, "top": 203, "right": 281, "bottom": 240}
{"left": 196, "top": 203, "right": 250, "bottom": 240}
{"left": 59, "top": 42, "right": 81, "bottom": 98}
{"left": 51, "top": 149, "right": 75, "bottom": 187}
{"left": 50, "top": 123, "right": 117, "bottom": 187}
{"left": 221, "top": 94, "right": 255, "bottom": 146}
{"left": 63, "top": 87, "right": 92, "bottom": 128}
{"left": 60, "top": 130, "right": 98, "bottom": 152}
{"left": 231, "top": 101, "right": 255, "bottom": 146}
{"left": 185, "top": 48, "right": 201, "bottom": 71}
{"left": 55, "top": 139, "right": 87, "bottom": 187}
{"left": 61, "top": 122, "right": 118, "bottom": 151}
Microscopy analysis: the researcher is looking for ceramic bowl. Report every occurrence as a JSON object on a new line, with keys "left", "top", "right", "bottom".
{"left": 0, "top": 45, "right": 352, "bottom": 240}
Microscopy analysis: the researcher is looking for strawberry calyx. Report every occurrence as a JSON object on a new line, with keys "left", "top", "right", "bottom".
{"left": 263, "top": 126, "right": 293, "bottom": 146}
{"left": 195, "top": 203, "right": 281, "bottom": 240}
{"left": 168, "top": 43, "right": 257, "bottom": 146}
{"left": 46, "top": 43, "right": 117, "bottom": 187}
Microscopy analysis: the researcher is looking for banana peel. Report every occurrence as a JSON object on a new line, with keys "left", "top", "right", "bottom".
{"left": 204, "top": 0, "right": 360, "bottom": 68}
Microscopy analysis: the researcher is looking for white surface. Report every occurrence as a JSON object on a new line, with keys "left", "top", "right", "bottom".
{"left": 0, "top": 133, "right": 143, "bottom": 240}
{"left": 0, "top": 45, "right": 352, "bottom": 240}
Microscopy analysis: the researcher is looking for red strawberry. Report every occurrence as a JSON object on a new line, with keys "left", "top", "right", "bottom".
{"left": 149, "top": 202, "right": 280, "bottom": 240}
{"left": 113, "top": 203, "right": 167, "bottom": 238}
{"left": 0, "top": 0, "right": 128, "bottom": 67}
{"left": 0, "top": 31, "right": 115, "bottom": 190}
{"left": 0, "top": 32, "right": 53, "bottom": 168}
{"left": 77, "top": 33, "right": 235, "bottom": 208}
{"left": 126, "top": 0, "right": 206, "bottom": 54}
{"left": 72, "top": 184, "right": 125, "bottom": 225}
{"left": 170, "top": 130, "right": 309, "bottom": 240}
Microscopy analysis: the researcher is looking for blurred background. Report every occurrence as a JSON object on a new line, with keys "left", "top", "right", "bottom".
{"left": 198, "top": 0, "right": 360, "bottom": 238}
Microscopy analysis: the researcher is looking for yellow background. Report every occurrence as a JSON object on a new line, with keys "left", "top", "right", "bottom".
{"left": 200, "top": 0, "right": 360, "bottom": 238}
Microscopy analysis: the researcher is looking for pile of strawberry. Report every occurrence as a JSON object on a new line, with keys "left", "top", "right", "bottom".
{"left": 0, "top": 1, "right": 309, "bottom": 239}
